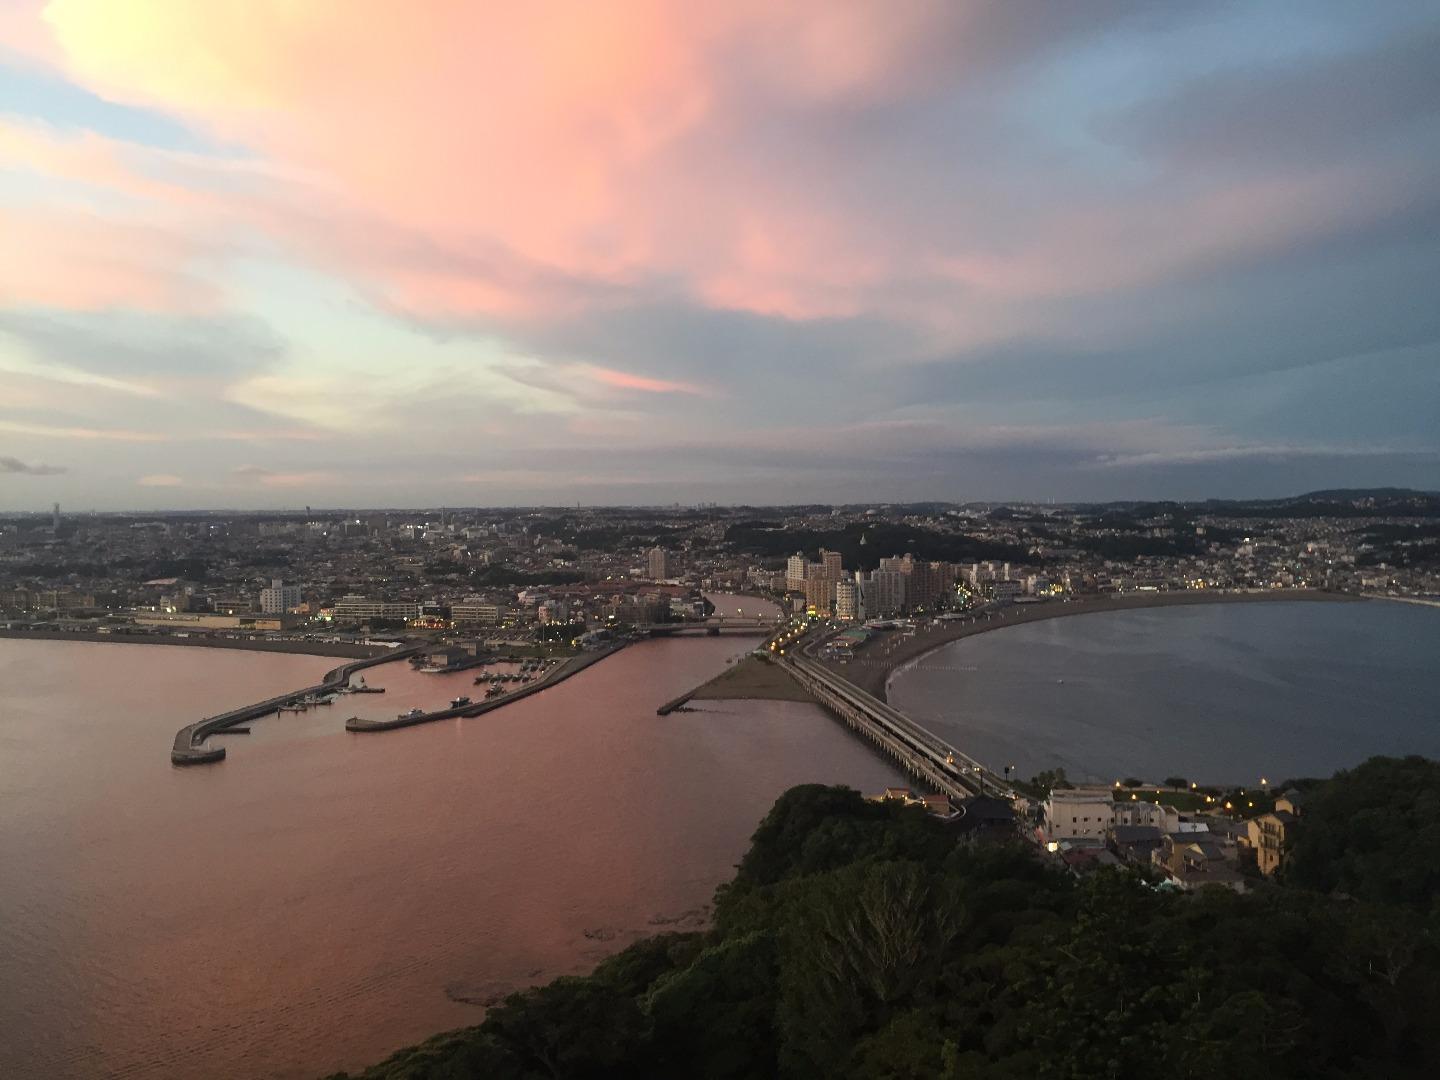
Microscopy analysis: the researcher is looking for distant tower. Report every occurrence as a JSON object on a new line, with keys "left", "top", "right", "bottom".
{"left": 52, "top": 502, "right": 60, "bottom": 531}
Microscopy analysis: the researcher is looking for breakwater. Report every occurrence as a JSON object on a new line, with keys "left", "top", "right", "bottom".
{"left": 346, "top": 644, "right": 624, "bottom": 732}
{"left": 171, "top": 646, "right": 421, "bottom": 765}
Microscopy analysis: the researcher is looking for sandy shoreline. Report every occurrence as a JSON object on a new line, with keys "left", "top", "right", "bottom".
{"left": 687, "top": 654, "right": 816, "bottom": 704}
{"left": 818, "top": 589, "right": 1359, "bottom": 701}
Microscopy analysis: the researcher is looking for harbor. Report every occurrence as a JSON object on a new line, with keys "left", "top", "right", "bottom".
{"left": 169, "top": 647, "right": 421, "bottom": 764}
{"left": 345, "top": 644, "right": 624, "bottom": 732}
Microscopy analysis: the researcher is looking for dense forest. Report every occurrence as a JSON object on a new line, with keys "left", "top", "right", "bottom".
{"left": 334, "top": 757, "right": 1440, "bottom": 1079}
{"left": 723, "top": 522, "right": 1033, "bottom": 569}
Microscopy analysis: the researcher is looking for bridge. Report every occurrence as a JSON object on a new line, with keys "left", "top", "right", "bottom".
{"left": 779, "top": 651, "right": 1015, "bottom": 801}
{"left": 632, "top": 616, "right": 776, "bottom": 636}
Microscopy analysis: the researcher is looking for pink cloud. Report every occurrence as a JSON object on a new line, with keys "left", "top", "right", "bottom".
{"left": 20, "top": 2, "right": 936, "bottom": 322}
{"left": 2, "top": 0, "right": 1424, "bottom": 344}
{"left": 586, "top": 365, "right": 708, "bottom": 396}
{"left": 231, "top": 464, "right": 334, "bottom": 487}
{"left": 0, "top": 204, "right": 215, "bottom": 310}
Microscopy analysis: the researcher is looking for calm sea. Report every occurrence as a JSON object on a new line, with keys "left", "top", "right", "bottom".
{"left": 888, "top": 599, "right": 1440, "bottom": 787}
{"left": 0, "top": 596, "right": 902, "bottom": 1080}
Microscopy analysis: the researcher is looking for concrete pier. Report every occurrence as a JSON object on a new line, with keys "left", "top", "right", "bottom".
{"left": 171, "top": 646, "right": 422, "bottom": 765}
{"left": 346, "top": 644, "right": 623, "bottom": 733}
{"left": 655, "top": 689, "right": 697, "bottom": 716}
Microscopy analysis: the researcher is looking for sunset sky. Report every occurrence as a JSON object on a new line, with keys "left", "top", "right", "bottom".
{"left": 1, "top": 1, "right": 1437, "bottom": 509}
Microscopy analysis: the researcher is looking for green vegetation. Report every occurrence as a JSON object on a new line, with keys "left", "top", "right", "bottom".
{"left": 335, "top": 759, "right": 1440, "bottom": 1080}
{"left": 1018, "top": 767, "right": 1072, "bottom": 799}
{"left": 468, "top": 566, "right": 588, "bottom": 587}
{"left": 1283, "top": 755, "right": 1440, "bottom": 914}
{"left": 722, "top": 522, "right": 1031, "bottom": 569}
{"left": 532, "top": 621, "right": 587, "bottom": 643}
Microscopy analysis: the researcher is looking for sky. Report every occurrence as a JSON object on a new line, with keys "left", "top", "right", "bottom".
{"left": 1, "top": 1, "right": 1438, "bottom": 510}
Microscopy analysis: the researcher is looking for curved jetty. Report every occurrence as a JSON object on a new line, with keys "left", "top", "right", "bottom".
{"left": 346, "top": 645, "right": 622, "bottom": 733}
{"left": 171, "top": 646, "right": 422, "bottom": 765}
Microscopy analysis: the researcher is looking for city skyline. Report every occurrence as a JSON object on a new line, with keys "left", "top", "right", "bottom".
{"left": 3, "top": 2, "right": 1439, "bottom": 509}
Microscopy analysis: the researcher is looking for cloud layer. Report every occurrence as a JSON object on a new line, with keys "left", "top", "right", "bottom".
{"left": 1, "top": 1, "right": 1437, "bottom": 507}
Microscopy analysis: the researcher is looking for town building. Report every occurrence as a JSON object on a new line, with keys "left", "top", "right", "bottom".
{"left": 450, "top": 596, "right": 508, "bottom": 626}
{"left": 786, "top": 552, "right": 808, "bottom": 593}
{"left": 1152, "top": 833, "right": 1247, "bottom": 892}
{"left": 863, "top": 568, "right": 907, "bottom": 618}
{"left": 259, "top": 578, "right": 302, "bottom": 614}
{"left": 330, "top": 595, "right": 422, "bottom": 622}
{"left": 1042, "top": 787, "right": 1115, "bottom": 843}
{"left": 1245, "top": 791, "right": 1302, "bottom": 876}
{"left": 805, "top": 572, "right": 834, "bottom": 615}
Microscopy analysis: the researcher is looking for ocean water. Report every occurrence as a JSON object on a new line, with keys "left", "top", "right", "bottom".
{"left": 887, "top": 600, "right": 1440, "bottom": 786}
{"left": 0, "top": 596, "right": 902, "bottom": 1079}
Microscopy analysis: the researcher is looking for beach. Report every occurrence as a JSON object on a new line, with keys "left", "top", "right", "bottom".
{"left": 688, "top": 654, "right": 816, "bottom": 704}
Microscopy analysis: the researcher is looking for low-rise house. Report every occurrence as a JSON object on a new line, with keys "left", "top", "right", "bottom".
{"left": 954, "top": 796, "right": 1015, "bottom": 838}
{"left": 1109, "top": 824, "right": 1163, "bottom": 866}
{"left": 1112, "top": 799, "right": 1181, "bottom": 832}
{"left": 921, "top": 793, "right": 953, "bottom": 817}
{"left": 1246, "top": 809, "right": 1298, "bottom": 876}
{"left": 1153, "top": 834, "right": 1247, "bottom": 893}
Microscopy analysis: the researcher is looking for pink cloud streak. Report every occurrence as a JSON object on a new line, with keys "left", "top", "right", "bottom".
{"left": 586, "top": 366, "right": 708, "bottom": 396}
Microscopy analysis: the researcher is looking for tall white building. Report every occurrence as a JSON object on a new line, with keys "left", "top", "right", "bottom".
{"left": 259, "top": 578, "right": 301, "bottom": 614}
{"left": 866, "top": 568, "right": 907, "bottom": 618}
{"left": 647, "top": 546, "right": 671, "bottom": 581}
{"left": 835, "top": 578, "right": 861, "bottom": 621}
{"left": 786, "top": 552, "right": 807, "bottom": 593}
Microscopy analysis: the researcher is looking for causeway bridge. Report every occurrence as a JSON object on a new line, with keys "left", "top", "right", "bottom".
{"left": 780, "top": 651, "right": 1014, "bottom": 801}
{"left": 170, "top": 645, "right": 421, "bottom": 765}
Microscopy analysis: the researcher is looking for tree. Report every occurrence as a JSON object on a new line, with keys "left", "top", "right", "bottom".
{"left": 777, "top": 860, "right": 962, "bottom": 1076}
{"left": 1283, "top": 755, "right": 1440, "bottom": 913}
{"left": 483, "top": 977, "right": 647, "bottom": 1079}
{"left": 342, "top": 764, "right": 1440, "bottom": 1080}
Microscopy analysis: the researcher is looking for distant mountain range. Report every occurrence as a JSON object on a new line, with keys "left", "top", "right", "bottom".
{"left": 974, "top": 488, "right": 1440, "bottom": 519}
